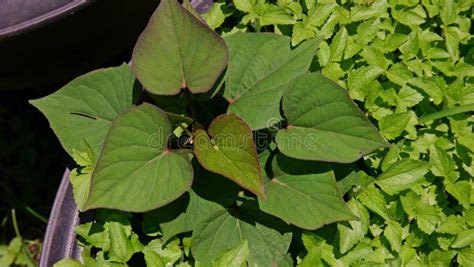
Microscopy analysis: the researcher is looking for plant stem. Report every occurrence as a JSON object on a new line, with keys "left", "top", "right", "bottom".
{"left": 11, "top": 209, "right": 21, "bottom": 238}
{"left": 419, "top": 104, "right": 474, "bottom": 123}
{"left": 25, "top": 206, "right": 48, "bottom": 224}
{"left": 254, "top": 19, "right": 261, "bottom": 32}
{"left": 178, "top": 123, "right": 193, "bottom": 136}
{"left": 11, "top": 209, "right": 36, "bottom": 266}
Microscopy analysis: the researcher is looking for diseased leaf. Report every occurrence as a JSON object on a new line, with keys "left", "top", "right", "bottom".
{"left": 276, "top": 73, "right": 388, "bottom": 163}
{"left": 258, "top": 154, "right": 354, "bottom": 230}
{"left": 30, "top": 64, "right": 139, "bottom": 157}
{"left": 194, "top": 113, "right": 265, "bottom": 197}
{"left": 192, "top": 208, "right": 292, "bottom": 267}
{"left": 84, "top": 103, "right": 193, "bottom": 211}
{"left": 376, "top": 159, "right": 430, "bottom": 195}
{"left": 132, "top": 0, "right": 228, "bottom": 95}
{"left": 223, "top": 33, "right": 319, "bottom": 129}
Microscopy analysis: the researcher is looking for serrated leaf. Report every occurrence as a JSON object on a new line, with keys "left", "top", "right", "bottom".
{"left": 437, "top": 215, "right": 465, "bottom": 235}
{"left": 29, "top": 64, "right": 139, "bottom": 157}
{"left": 401, "top": 191, "right": 443, "bottom": 234}
{"left": 376, "top": 159, "right": 430, "bottom": 195}
{"left": 194, "top": 113, "right": 265, "bottom": 197}
{"left": 383, "top": 220, "right": 403, "bottom": 252}
{"left": 440, "top": 0, "right": 457, "bottom": 25}
{"left": 457, "top": 247, "right": 474, "bottom": 266}
{"left": 360, "top": 46, "right": 391, "bottom": 69}
{"left": 291, "top": 21, "right": 316, "bottom": 46}
{"left": 192, "top": 208, "right": 292, "bottom": 266}
{"left": 358, "top": 186, "right": 391, "bottom": 221}
{"left": 386, "top": 64, "right": 414, "bottom": 86}
{"left": 427, "top": 250, "right": 456, "bottom": 266}
{"left": 329, "top": 27, "right": 348, "bottom": 62}
{"left": 356, "top": 18, "right": 381, "bottom": 45}
{"left": 338, "top": 199, "right": 370, "bottom": 254}
{"left": 212, "top": 240, "right": 249, "bottom": 267}
{"left": 108, "top": 222, "right": 139, "bottom": 262}
{"left": 446, "top": 181, "right": 471, "bottom": 210}
{"left": 145, "top": 238, "right": 182, "bottom": 266}
{"left": 143, "top": 248, "right": 165, "bottom": 267}
{"left": 131, "top": 0, "right": 228, "bottom": 95}
{"left": 397, "top": 86, "right": 423, "bottom": 111}
{"left": 429, "top": 145, "right": 458, "bottom": 183}
{"left": 276, "top": 73, "right": 388, "bottom": 163}
{"left": 258, "top": 154, "right": 354, "bottom": 230}
{"left": 350, "top": 0, "right": 388, "bottom": 22}
{"left": 203, "top": 1, "right": 231, "bottom": 30}
{"left": 347, "top": 66, "right": 384, "bottom": 101}
{"left": 84, "top": 103, "right": 193, "bottom": 211}
{"left": 409, "top": 77, "right": 445, "bottom": 105}
{"left": 379, "top": 111, "right": 418, "bottom": 140}
{"left": 223, "top": 33, "right": 318, "bottom": 130}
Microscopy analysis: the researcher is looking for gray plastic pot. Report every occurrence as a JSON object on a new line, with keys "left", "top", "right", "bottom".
{"left": 40, "top": 1, "right": 213, "bottom": 265}
{"left": 0, "top": 0, "right": 160, "bottom": 91}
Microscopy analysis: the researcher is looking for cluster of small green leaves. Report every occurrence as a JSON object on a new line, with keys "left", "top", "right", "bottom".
{"left": 0, "top": 211, "right": 38, "bottom": 266}
{"left": 203, "top": 0, "right": 474, "bottom": 265}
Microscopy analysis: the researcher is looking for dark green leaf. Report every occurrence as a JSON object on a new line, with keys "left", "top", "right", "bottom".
{"left": 223, "top": 33, "right": 319, "bottom": 129}
{"left": 85, "top": 103, "right": 193, "bottom": 211}
{"left": 132, "top": 0, "right": 228, "bottom": 95}
{"left": 258, "top": 154, "right": 355, "bottom": 230}
{"left": 30, "top": 64, "right": 139, "bottom": 157}
{"left": 276, "top": 73, "right": 388, "bottom": 163}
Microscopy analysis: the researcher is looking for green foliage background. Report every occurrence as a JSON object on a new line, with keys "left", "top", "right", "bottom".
{"left": 203, "top": 0, "right": 474, "bottom": 265}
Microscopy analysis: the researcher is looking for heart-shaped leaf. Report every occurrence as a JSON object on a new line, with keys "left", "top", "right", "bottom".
{"left": 193, "top": 113, "right": 265, "bottom": 197}
{"left": 132, "top": 0, "right": 228, "bottom": 95}
{"left": 192, "top": 207, "right": 292, "bottom": 266}
{"left": 258, "top": 154, "right": 355, "bottom": 230}
{"left": 29, "top": 64, "right": 140, "bottom": 157}
{"left": 276, "top": 73, "right": 389, "bottom": 163}
{"left": 223, "top": 33, "right": 319, "bottom": 130}
{"left": 84, "top": 103, "right": 193, "bottom": 212}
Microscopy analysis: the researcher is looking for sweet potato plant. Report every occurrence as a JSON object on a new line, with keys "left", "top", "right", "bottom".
{"left": 32, "top": 0, "right": 474, "bottom": 266}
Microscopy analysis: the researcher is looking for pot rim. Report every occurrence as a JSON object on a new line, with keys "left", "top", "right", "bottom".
{"left": 0, "top": 0, "right": 93, "bottom": 40}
